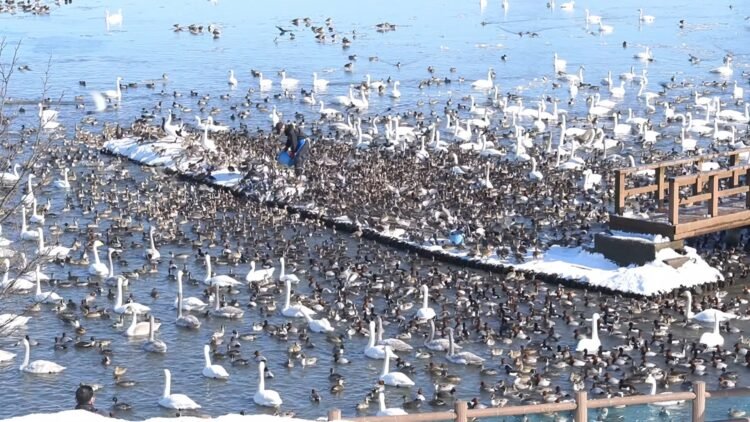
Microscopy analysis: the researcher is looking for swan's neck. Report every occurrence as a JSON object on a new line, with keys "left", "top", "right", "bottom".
{"left": 686, "top": 293, "right": 693, "bottom": 319}
{"left": 368, "top": 323, "right": 376, "bottom": 348}
{"left": 22, "top": 341, "right": 29, "bottom": 369}
{"left": 377, "top": 318, "right": 384, "bottom": 342}
{"left": 37, "top": 229, "right": 44, "bottom": 251}
{"left": 382, "top": 349, "right": 391, "bottom": 376}
{"left": 379, "top": 392, "right": 386, "bottom": 412}
{"left": 422, "top": 286, "right": 429, "bottom": 309}
{"left": 258, "top": 364, "right": 266, "bottom": 391}
{"left": 649, "top": 381, "right": 656, "bottom": 396}
{"left": 215, "top": 285, "right": 221, "bottom": 310}
{"left": 205, "top": 256, "right": 212, "bottom": 280}
{"left": 448, "top": 330, "right": 455, "bottom": 355}
{"left": 591, "top": 317, "right": 599, "bottom": 341}
{"left": 149, "top": 230, "right": 156, "bottom": 250}
{"left": 148, "top": 318, "right": 155, "bottom": 341}
{"left": 93, "top": 244, "right": 101, "bottom": 265}
{"left": 714, "top": 318, "right": 720, "bottom": 335}
{"left": 108, "top": 251, "right": 115, "bottom": 278}
{"left": 285, "top": 281, "right": 292, "bottom": 308}
{"left": 428, "top": 321, "right": 436, "bottom": 342}
{"left": 21, "top": 208, "right": 27, "bottom": 232}
{"left": 116, "top": 279, "right": 124, "bottom": 307}
{"left": 130, "top": 312, "right": 137, "bottom": 329}
{"left": 280, "top": 259, "right": 286, "bottom": 277}
{"left": 177, "top": 292, "right": 184, "bottom": 318}
{"left": 164, "top": 371, "right": 171, "bottom": 398}
{"left": 204, "top": 346, "right": 212, "bottom": 367}
{"left": 35, "top": 270, "right": 42, "bottom": 295}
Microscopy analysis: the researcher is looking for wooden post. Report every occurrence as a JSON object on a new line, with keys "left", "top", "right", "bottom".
{"left": 656, "top": 166, "right": 666, "bottom": 207}
{"left": 709, "top": 175, "right": 719, "bottom": 218}
{"left": 692, "top": 381, "right": 706, "bottom": 422}
{"left": 615, "top": 170, "right": 625, "bottom": 215}
{"left": 455, "top": 400, "right": 468, "bottom": 422}
{"left": 746, "top": 169, "right": 750, "bottom": 209}
{"left": 575, "top": 390, "right": 588, "bottom": 422}
{"left": 669, "top": 178, "right": 680, "bottom": 225}
{"left": 328, "top": 408, "right": 341, "bottom": 421}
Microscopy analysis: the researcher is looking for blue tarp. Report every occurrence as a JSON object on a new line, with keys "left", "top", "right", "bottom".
{"left": 277, "top": 151, "right": 294, "bottom": 167}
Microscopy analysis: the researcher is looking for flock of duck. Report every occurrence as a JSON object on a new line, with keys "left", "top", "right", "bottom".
{"left": 1, "top": 1, "right": 750, "bottom": 420}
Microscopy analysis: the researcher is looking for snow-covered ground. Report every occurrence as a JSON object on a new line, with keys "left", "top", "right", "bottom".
{"left": 103, "top": 137, "right": 724, "bottom": 297}
{"left": 1, "top": 410, "right": 315, "bottom": 422}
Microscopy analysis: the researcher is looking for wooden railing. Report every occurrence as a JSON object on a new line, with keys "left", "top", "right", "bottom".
{"left": 667, "top": 165, "right": 750, "bottom": 225}
{"left": 328, "top": 382, "right": 750, "bottom": 422}
{"left": 614, "top": 147, "right": 750, "bottom": 215}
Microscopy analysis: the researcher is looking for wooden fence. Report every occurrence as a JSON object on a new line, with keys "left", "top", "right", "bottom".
{"left": 327, "top": 381, "right": 750, "bottom": 422}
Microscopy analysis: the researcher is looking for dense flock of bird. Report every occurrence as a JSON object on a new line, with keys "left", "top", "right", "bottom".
{"left": 1, "top": 0, "right": 750, "bottom": 420}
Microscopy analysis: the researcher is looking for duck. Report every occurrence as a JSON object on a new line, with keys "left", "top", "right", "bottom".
{"left": 158, "top": 369, "right": 201, "bottom": 410}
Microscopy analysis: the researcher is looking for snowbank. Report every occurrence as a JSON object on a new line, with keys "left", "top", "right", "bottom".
{"left": 103, "top": 138, "right": 724, "bottom": 297}
{"left": 1, "top": 410, "right": 315, "bottom": 422}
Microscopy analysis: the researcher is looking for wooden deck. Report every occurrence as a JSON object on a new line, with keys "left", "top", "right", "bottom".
{"left": 610, "top": 148, "right": 750, "bottom": 240}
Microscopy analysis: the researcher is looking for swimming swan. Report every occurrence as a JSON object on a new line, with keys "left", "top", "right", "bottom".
{"left": 159, "top": 369, "right": 201, "bottom": 410}
{"left": 114, "top": 276, "right": 150, "bottom": 315}
{"left": 88, "top": 240, "right": 109, "bottom": 277}
{"left": 380, "top": 346, "right": 415, "bottom": 387}
{"left": 202, "top": 344, "right": 229, "bottom": 379}
{"left": 684, "top": 291, "right": 735, "bottom": 323}
{"left": 20, "top": 338, "right": 65, "bottom": 374}
{"left": 254, "top": 361, "right": 282, "bottom": 407}
{"left": 446, "top": 327, "right": 484, "bottom": 365}
{"left": 246, "top": 260, "right": 275, "bottom": 283}
{"left": 576, "top": 313, "right": 601, "bottom": 352}
{"left": 282, "top": 279, "right": 316, "bottom": 318}
{"left": 415, "top": 284, "right": 436, "bottom": 320}
{"left": 142, "top": 315, "right": 167, "bottom": 353}
{"left": 364, "top": 320, "right": 388, "bottom": 359}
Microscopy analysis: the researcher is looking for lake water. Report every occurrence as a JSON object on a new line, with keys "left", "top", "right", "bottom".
{"left": 0, "top": 0, "right": 749, "bottom": 420}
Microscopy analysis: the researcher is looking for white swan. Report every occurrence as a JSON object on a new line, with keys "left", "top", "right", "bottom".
{"left": 246, "top": 260, "right": 275, "bottom": 283}
{"left": 279, "top": 257, "right": 300, "bottom": 284}
{"left": 446, "top": 327, "right": 484, "bottom": 365}
{"left": 471, "top": 69, "right": 494, "bottom": 90}
{"left": 203, "top": 254, "right": 241, "bottom": 287}
{"left": 684, "top": 291, "right": 735, "bottom": 323}
{"left": 258, "top": 72, "right": 272, "bottom": 91}
{"left": 699, "top": 317, "right": 724, "bottom": 348}
{"left": 553, "top": 53, "right": 567, "bottom": 73}
{"left": 280, "top": 70, "right": 299, "bottom": 89}
{"left": 282, "top": 279, "right": 316, "bottom": 318}
{"left": 174, "top": 270, "right": 207, "bottom": 312}
{"left": 0, "top": 313, "right": 30, "bottom": 335}
{"left": 88, "top": 240, "right": 109, "bottom": 276}
{"left": 0, "top": 259, "right": 34, "bottom": 292}
{"left": 202, "top": 345, "right": 229, "bottom": 379}
{"left": 378, "top": 316, "right": 413, "bottom": 351}
{"left": 377, "top": 390, "right": 407, "bottom": 416}
{"left": 142, "top": 315, "right": 167, "bottom": 353}
{"left": 34, "top": 266, "right": 62, "bottom": 304}
{"left": 380, "top": 346, "right": 415, "bottom": 387}
{"left": 576, "top": 313, "right": 601, "bottom": 352}
{"left": 415, "top": 284, "right": 436, "bottom": 320}
{"left": 304, "top": 312, "right": 334, "bottom": 333}
{"left": 645, "top": 375, "right": 685, "bottom": 407}
{"left": 528, "top": 156, "right": 544, "bottom": 181}
{"left": 390, "top": 81, "right": 401, "bottom": 99}
{"left": 145, "top": 226, "right": 160, "bottom": 261}
{"left": 0, "top": 346, "right": 15, "bottom": 362}
{"left": 28, "top": 199, "right": 43, "bottom": 226}
{"left": 20, "top": 174, "right": 34, "bottom": 207}
{"left": 364, "top": 320, "right": 388, "bottom": 359}
{"left": 103, "top": 77, "right": 123, "bottom": 101}
{"left": 175, "top": 288, "right": 202, "bottom": 329}
{"left": 105, "top": 9, "right": 123, "bottom": 28}
{"left": 114, "top": 276, "right": 150, "bottom": 315}
{"left": 424, "top": 319, "right": 461, "bottom": 352}
{"left": 210, "top": 283, "right": 244, "bottom": 319}
{"left": 584, "top": 9, "right": 601, "bottom": 24}
{"left": 38, "top": 103, "right": 59, "bottom": 129}
{"left": 0, "top": 163, "right": 20, "bottom": 187}
{"left": 105, "top": 247, "right": 128, "bottom": 287}
{"left": 254, "top": 361, "right": 282, "bottom": 407}
{"left": 123, "top": 311, "right": 159, "bottom": 337}
{"left": 53, "top": 168, "right": 70, "bottom": 189}
{"left": 638, "top": 8, "right": 655, "bottom": 23}
{"left": 227, "top": 69, "right": 238, "bottom": 88}
{"left": 20, "top": 338, "right": 64, "bottom": 374}
{"left": 36, "top": 228, "right": 69, "bottom": 260}
{"left": 159, "top": 369, "right": 201, "bottom": 410}
{"left": 19, "top": 208, "right": 39, "bottom": 241}
{"left": 312, "top": 72, "right": 329, "bottom": 90}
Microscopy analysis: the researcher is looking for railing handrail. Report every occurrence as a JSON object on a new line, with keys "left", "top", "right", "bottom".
{"left": 619, "top": 147, "right": 750, "bottom": 175}
{"left": 328, "top": 381, "right": 741, "bottom": 422}
{"left": 668, "top": 164, "right": 750, "bottom": 186}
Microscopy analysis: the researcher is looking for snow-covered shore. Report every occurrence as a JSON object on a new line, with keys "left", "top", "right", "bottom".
{"left": 1, "top": 410, "right": 315, "bottom": 422}
{"left": 102, "top": 137, "right": 724, "bottom": 297}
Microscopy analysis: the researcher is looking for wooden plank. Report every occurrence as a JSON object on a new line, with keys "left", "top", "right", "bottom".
{"left": 349, "top": 412, "right": 456, "bottom": 422}
{"left": 720, "top": 185, "right": 750, "bottom": 199}
{"left": 693, "top": 381, "right": 706, "bottom": 422}
{"left": 615, "top": 170, "right": 625, "bottom": 215}
{"left": 575, "top": 391, "right": 588, "bottom": 422}
{"left": 656, "top": 166, "right": 666, "bottom": 206}
{"left": 608, "top": 215, "right": 676, "bottom": 237}
{"left": 680, "top": 193, "right": 712, "bottom": 206}
{"left": 625, "top": 184, "right": 659, "bottom": 197}
{"left": 669, "top": 178, "right": 679, "bottom": 225}
{"left": 709, "top": 175, "right": 719, "bottom": 217}
{"left": 467, "top": 402, "right": 576, "bottom": 418}
{"left": 587, "top": 391, "right": 696, "bottom": 409}
{"left": 620, "top": 147, "right": 750, "bottom": 174}
{"left": 707, "top": 387, "right": 750, "bottom": 399}
{"left": 673, "top": 210, "right": 750, "bottom": 239}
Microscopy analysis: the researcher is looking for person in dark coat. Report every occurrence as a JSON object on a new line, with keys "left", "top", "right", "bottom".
{"left": 275, "top": 122, "right": 309, "bottom": 174}
{"left": 75, "top": 384, "right": 100, "bottom": 413}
